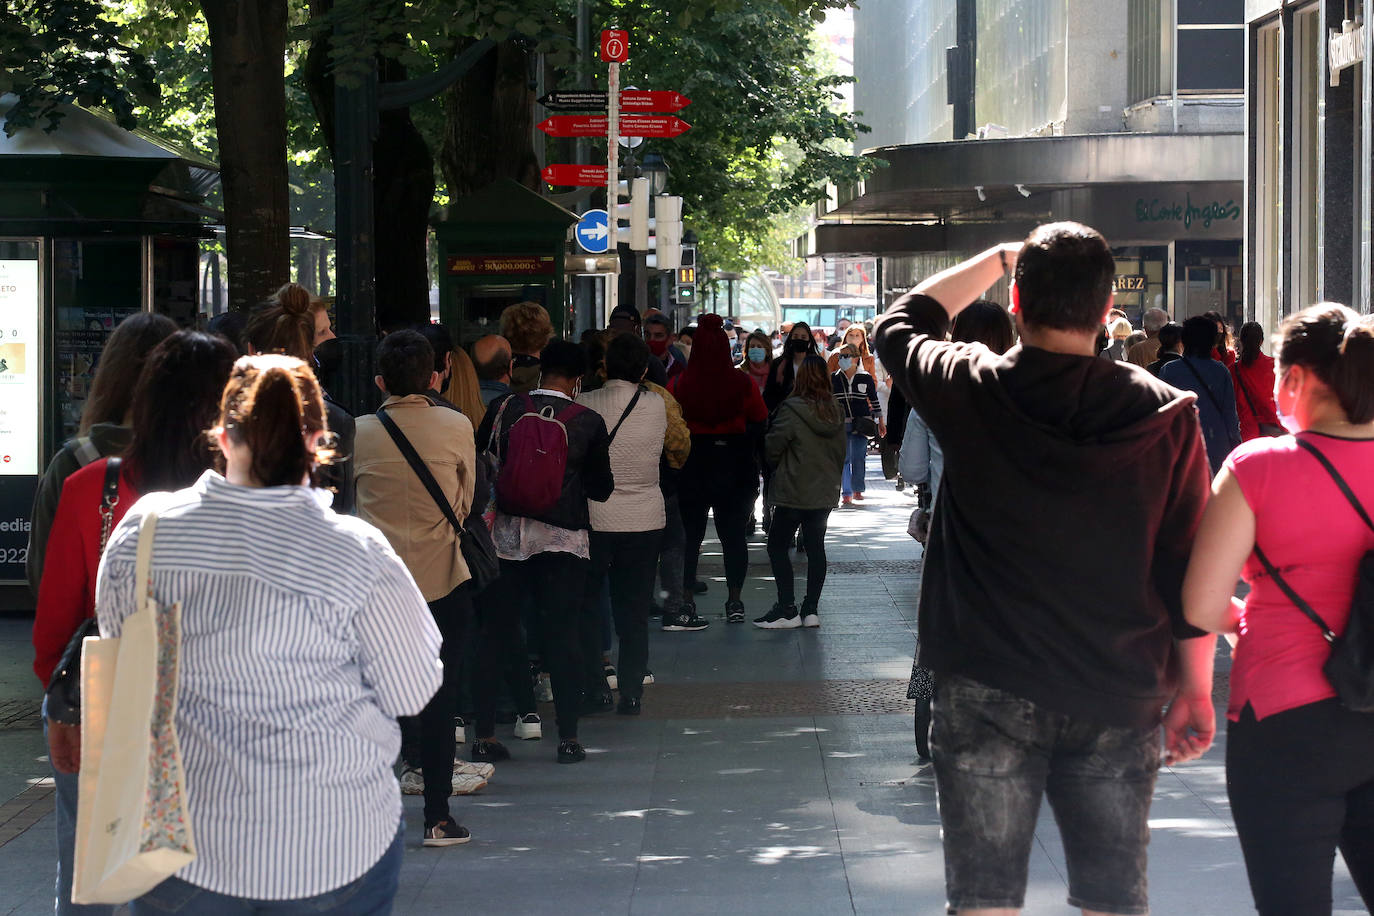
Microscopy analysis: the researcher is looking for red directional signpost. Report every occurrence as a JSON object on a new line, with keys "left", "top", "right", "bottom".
{"left": 537, "top": 90, "right": 692, "bottom": 113}
{"left": 537, "top": 114, "right": 691, "bottom": 138}
{"left": 541, "top": 163, "right": 609, "bottom": 187}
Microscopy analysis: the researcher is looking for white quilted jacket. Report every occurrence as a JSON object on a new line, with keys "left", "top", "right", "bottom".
{"left": 576, "top": 380, "right": 667, "bottom": 532}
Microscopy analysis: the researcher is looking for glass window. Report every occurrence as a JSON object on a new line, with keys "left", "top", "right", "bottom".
{"left": 1177, "top": 29, "right": 1243, "bottom": 92}
{"left": 1290, "top": 6, "right": 1321, "bottom": 312}
{"left": 975, "top": 0, "right": 1068, "bottom": 135}
{"left": 52, "top": 240, "right": 143, "bottom": 445}
{"left": 1253, "top": 23, "right": 1282, "bottom": 336}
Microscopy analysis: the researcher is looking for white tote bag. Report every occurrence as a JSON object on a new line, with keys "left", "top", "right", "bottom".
{"left": 73, "top": 509, "right": 196, "bottom": 904}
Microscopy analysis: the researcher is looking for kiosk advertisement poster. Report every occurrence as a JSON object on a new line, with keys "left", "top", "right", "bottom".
{"left": 0, "top": 252, "right": 40, "bottom": 581}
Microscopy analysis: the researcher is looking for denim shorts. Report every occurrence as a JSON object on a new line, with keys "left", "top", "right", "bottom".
{"left": 932, "top": 675, "right": 1160, "bottom": 915}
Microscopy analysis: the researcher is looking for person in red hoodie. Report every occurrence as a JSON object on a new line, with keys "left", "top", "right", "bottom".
{"left": 669, "top": 315, "right": 768, "bottom": 624}
{"left": 34, "top": 330, "right": 235, "bottom": 916}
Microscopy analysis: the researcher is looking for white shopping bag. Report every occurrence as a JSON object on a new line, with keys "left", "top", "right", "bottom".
{"left": 73, "top": 510, "right": 195, "bottom": 904}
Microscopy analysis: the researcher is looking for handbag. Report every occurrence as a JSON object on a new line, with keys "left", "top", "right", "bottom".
{"left": 1252, "top": 438, "right": 1374, "bottom": 712}
{"left": 74, "top": 507, "right": 196, "bottom": 903}
{"left": 44, "top": 457, "right": 122, "bottom": 726}
{"left": 840, "top": 376, "right": 880, "bottom": 439}
{"left": 1234, "top": 369, "right": 1286, "bottom": 437}
{"left": 377, "top": 406, "right": 500, "bottom": 593}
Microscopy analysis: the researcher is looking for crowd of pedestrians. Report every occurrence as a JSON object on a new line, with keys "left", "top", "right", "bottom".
{"left": 23, "top": 219, "right": 1374, "bottom": 915}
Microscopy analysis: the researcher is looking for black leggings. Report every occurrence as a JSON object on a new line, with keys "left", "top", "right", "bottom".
{"left": 472, "top": 572, "right": 536, "bottom": 740}
{"left": 1227, "top": 700, "right": 1374, "bottom": 914}
{"left": 500, "top": 553, "right": 590, "bottom": 741}
{"left": 680, "top": 493, "right": 752, "bottom": 592}
{"left": 766, "top": 506, "right": 830, "bottom": 606}
{"left": 415, "top": 584, "right": 472, "bottom": 827}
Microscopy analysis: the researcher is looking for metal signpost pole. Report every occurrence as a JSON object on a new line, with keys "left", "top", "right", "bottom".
{"left": 607, "top": 58, "right": 620, "bottom": 317}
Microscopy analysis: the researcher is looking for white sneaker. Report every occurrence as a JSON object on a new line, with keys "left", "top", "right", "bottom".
{"left": 514, "top": 713, "right": 543, "bottom": 740}
{"left": 451, "top": 773, "right": 487, "bottom": 796}
{"left": 534, "top": 673, "right": 554, "bottom": 703}
{"left": 399, "top": 766, "right": 424, "bottom": 795}
{"left": 642, "top": 670, "right": 655, "bottom": 686}
{"left": 455, "top": 760, "right": 494, "bottom": 780}
{"left": 604, "top": 665, "right": 618, "bottom": 691}
{"left": 453, "top": 716, "right": 466, "bottom": 745}
{"left": 802, "top": 613, "right": 821, "bottom": 629}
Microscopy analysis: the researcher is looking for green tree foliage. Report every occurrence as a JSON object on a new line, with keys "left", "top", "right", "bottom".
{"left": 0, "top": 0, "right": 158, "bottom": 134}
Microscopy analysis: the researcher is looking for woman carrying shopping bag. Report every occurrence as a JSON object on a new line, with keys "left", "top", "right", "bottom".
{"left": 91, "top": 355, "right": 442, "bottom": 913}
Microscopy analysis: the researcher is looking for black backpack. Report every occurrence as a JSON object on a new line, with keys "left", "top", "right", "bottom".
{"left": 1254, "top": 437, "right": 1374, "bottom": 712}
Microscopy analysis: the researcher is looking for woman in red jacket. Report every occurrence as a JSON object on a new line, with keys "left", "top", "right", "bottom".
{"left": 34, "top": 330, "right": 235, "bottom": 916}
{"left": 670, "top": 315, "right": 768, "bottom": 624}
{"left": 1233, "top": 321, "right": 1282, "bottom": 440}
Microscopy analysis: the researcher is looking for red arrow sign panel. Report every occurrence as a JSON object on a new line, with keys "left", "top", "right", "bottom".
{"left": 537, "top": 115, "right": 691, "bottom": 138}
{"left": 620, "top": 91, "right": 691, "bottom": 113}
{"left": 541, "top": 164, "right": 610, "bottom": 187}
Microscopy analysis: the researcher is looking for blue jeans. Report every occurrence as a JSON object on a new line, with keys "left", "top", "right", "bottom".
{"left": 44, "top": 706, "right": 115, "bottom": 916}
{"left": 841, "top": 434, "right": 868, "bottom": 497}
{"left": 130, "top": 817, "right": 404, "bottom": 914}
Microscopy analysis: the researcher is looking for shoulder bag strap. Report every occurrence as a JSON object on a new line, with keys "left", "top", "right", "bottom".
{"left": 376, "top": 407, "right": 463, "bottom": 537}
{"left": 135, "top": 510, "right": 160, "bottom": 615}
{"left": 98, "top": 458, "right": 123, "bottom": 556}
{"left": 605, "top": 385, "right": 644, "bottom": 445}
{"left": 1180, "top": 358, "right": 1226, "bottom": 417}
{"left": 1233, "top": 367, "right": 1262, "bottom": 420}
{"left": 1252, "top": 542, "right": 1338, "bottom": 643}
{"left": 1294, "top": 437, "right": 1374, "bottom": 534}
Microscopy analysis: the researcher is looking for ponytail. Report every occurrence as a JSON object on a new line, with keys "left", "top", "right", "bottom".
{"left": 219, "top": 355, "right": 332, "bottom": 487}
{"left": 245, "top": 283, "right": 317, "bottom": 360}
{"left": 1334, "top": 318, "right": 1374, "bottom": 423}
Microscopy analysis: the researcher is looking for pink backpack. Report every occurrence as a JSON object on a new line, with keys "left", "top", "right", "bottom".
{"left": 493, "top": 394, "right": 586, "bottom": 518}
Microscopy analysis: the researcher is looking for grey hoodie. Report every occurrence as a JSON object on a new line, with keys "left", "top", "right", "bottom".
{"left": 764, "top": 397, "right": 846, "bottom": 510}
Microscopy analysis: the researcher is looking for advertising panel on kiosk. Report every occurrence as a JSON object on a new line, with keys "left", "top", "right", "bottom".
{"left": 0, "top": 242, "right": 41, "bottom": 585}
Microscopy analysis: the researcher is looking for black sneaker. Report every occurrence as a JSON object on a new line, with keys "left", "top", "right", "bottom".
{"left": 725, "top": 599, "right": 746, "bottom": 624}
{"left": 580, "top": 688, "right": 614, "bottom": 716}
{"left": 557, "top": 739, "right": 586, "bottom": 764}
{"left": 662, "top": 607, "right": 710, "bottom": 631}
{"left": 422, "top": 817, "right": 471, "bottom": 847}
{"left": 691, "top": 579, "right": 708, "bottom": 594}
{"left": 616, "top": 697, "right": 641, "bottom": 715}
{"left": 753, "top": 603, "right": 800, "bottom": 629}
{"left": 471, "top": 739, "right": 511, "bottom": 762}
{"left": 800, "top": 598, "right": 820, "bottom": 629}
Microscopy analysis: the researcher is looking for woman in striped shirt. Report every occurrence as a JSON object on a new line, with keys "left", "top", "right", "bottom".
{"left": 97, "top": 355, "right": 442, "bottom": 914}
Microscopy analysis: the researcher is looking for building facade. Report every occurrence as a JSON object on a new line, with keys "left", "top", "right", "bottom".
{"left": 1247, "top": 0, "right": 1371, "bottom": 337}
{"left": 825, "top": 0, "right": 1246, "bottom": 328}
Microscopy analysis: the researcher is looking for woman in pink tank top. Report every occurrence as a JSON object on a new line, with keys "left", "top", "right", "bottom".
{"left": 1184, "top": 303, "right": 1374, "bottom": 915}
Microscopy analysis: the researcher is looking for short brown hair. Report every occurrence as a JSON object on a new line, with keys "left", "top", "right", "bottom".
{"left": 500, "top": 301, "right": 554, "bottom": 354}
{"left": 1014, "top": 222, "right": 1115, "bottom": 333}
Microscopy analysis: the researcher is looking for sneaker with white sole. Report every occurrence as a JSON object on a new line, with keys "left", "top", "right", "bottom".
{"left": 451, "top": 773, "right": 487, "bottom": 796}
{"left": 401, "top": 766, "right": 488, "bottom": 796}
{"left": 455, "top": 760, "right": 494, "bottom": 780}
{"left": 642, "top": 670, "right": 655, "bottom": 686}
{"left": 801, "top": 613, "right": 821, "bottom": 628}
{"left": 514, "top": 713, "right": 543, "bottom": 740}
{"left": 753, "top": 603, "right": 800, "bottom": 629}
{"left": 604, "top": 664, "right": 618, "bottom": 691}
{"left": 725, "top": 599, "right": 746, "bottom": 624}
{"left": 399, "top": 766, "right": 424, "bottom": 795}
{"left": 423, "top": 817, "right": 471, "bottom": 847}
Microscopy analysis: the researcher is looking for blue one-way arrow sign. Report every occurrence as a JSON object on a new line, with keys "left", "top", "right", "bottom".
{"left": 576, "top": 209, "right": 611, "bottom": 253}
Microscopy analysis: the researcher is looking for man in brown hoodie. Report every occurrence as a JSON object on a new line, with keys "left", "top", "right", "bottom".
{"left": 874, "top": 222, "right": 1217, "bottom": 916}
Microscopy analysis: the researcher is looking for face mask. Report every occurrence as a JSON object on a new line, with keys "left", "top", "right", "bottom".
{"left": 679, "top": 342, "right": 691, "bottom": 361}
{"left": 647, "top": 338, "right": 669, "bottom": 358}
{"left": 786, "top": 339, "right": 807, "bottom": 355}
{"left": 1276, "top": 369, "right": 1302, "bottom": 433}
{"left": 748, "top": 347, "right": 768, "bottom": 364}
{"left": 838, "top": 357, "right": 854, "bottom": 371}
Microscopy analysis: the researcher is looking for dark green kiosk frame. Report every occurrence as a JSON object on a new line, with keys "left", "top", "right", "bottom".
{"left": 433, "top": 179, "right": 578, "bottom": 346}
{"left": 0, "top": 99, "right": 214, "bottom": 599}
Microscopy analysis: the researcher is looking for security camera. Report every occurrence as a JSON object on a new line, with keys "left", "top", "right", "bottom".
{"left": 1016, "top": 184, "right": 1031, "bottom": 197}
{"left": 974, "top": 186, "right": 986, "bottom": 202}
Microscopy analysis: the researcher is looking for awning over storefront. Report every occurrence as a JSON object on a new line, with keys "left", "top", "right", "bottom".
{"left": 808, "top": 132, "right": 1245, "bottom": 256}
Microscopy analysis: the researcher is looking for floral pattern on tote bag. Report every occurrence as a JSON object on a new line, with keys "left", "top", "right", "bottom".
{"left": 139, "top": 597, "right": 191, "bottom": 855}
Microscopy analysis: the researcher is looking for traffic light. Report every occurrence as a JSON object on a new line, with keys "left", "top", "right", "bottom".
{"left": 675, "top": 243, "right": 697, "bottom": 304}
{"left": 614, "top": 177, "right": 651, "bottom": 250}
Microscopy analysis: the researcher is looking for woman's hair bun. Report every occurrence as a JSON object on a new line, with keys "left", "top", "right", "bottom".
{"left": 1334, "top": 314, "right": 1374, "bottom": 424}
{"left": 274, "top": 283, "right": 313, "bottom": 317}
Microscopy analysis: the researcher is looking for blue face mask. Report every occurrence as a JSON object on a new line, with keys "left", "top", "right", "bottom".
{"left": 838, "top": 357, "right": 854, "bottom": 371}
{"left": 748, "top": 347, "right": 768, "bottom": 364}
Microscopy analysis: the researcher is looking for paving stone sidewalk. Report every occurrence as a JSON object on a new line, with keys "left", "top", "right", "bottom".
{"left": 0, "top": 457, "right": 1362, "bottom": 914}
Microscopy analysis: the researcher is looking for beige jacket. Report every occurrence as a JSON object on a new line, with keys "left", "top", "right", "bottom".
{"left": 353, "top": 395, "right": 475, "bottom": 601}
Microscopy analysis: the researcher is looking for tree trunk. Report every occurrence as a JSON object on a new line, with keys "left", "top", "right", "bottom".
{"left": 200, "top": 0, "right": 291, "bottom": 314}
{"left": 303, "top": 2, "right": 432, "bottom": 329}
{"left": 295, "top": 239, "right": 315, "bottom": 287}
{"left": 317, "top": 241, "right": 331, "bottom": 298}
{"left": 439, "top": 39, "right": 540, "bottom": 198}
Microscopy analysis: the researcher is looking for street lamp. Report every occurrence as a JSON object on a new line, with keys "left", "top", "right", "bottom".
{"left": 640, "top": 152, "right": 669, "bottom": 195}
